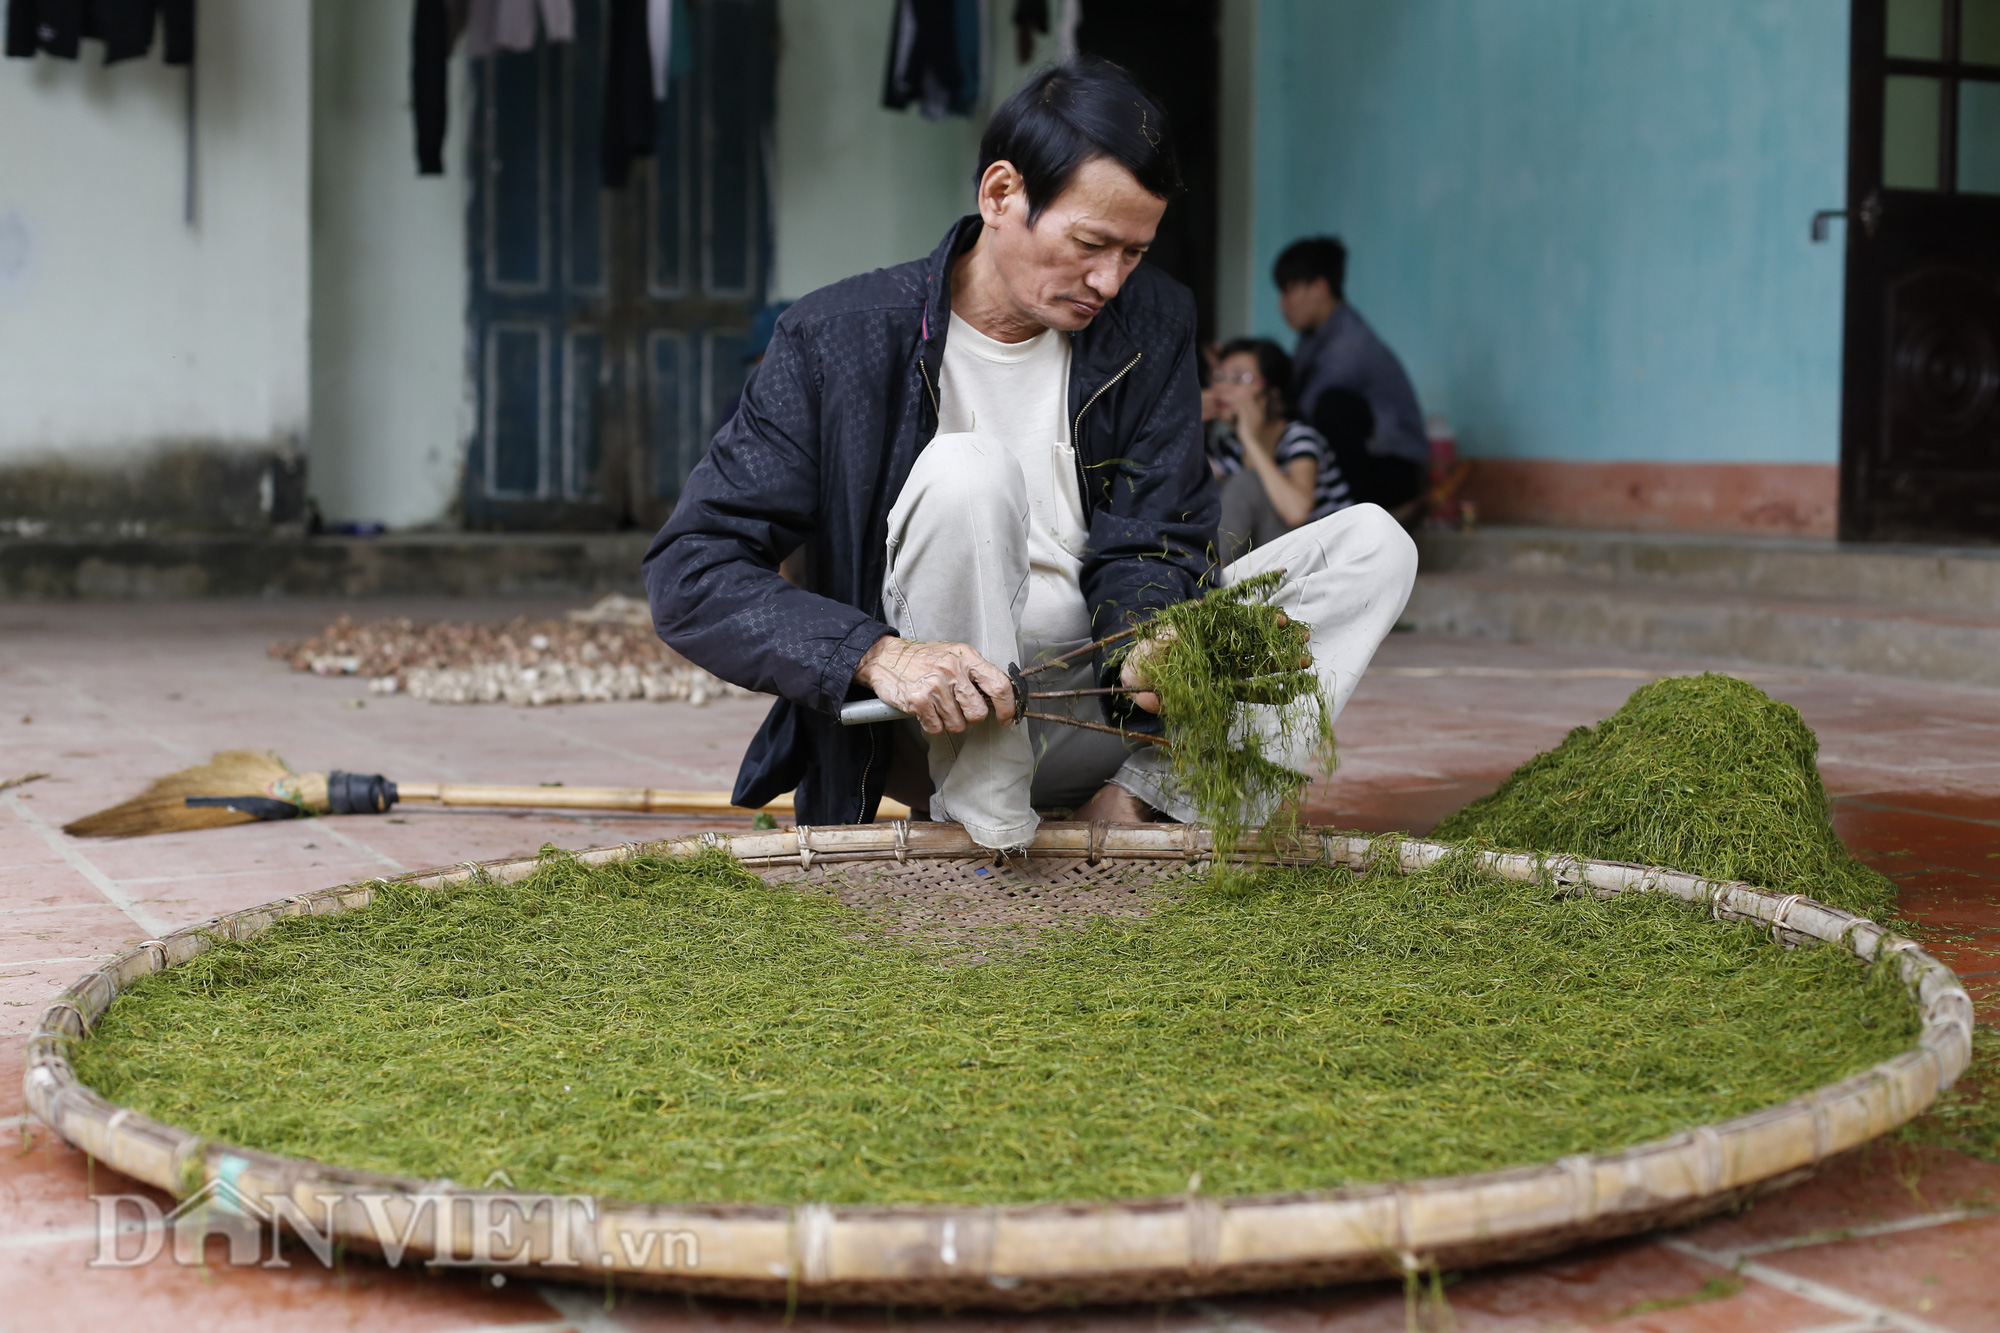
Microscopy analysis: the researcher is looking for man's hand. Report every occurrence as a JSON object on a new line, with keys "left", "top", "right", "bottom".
{"left": 1118, "top": 629, "right": 1170, "bottom": 714}
{"left": 856, "top": 637, "right": 1017, "bottom": 735}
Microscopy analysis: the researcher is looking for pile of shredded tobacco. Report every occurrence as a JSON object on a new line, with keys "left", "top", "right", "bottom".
{"left": 74, "top": 844, "right": 1916, "bottom": 1207}
{"left": 1432, "top": 674, "right": 1897, "bottom": 918}
{"left": 1133, "top": 570, "right": 1332, "bottom": 848}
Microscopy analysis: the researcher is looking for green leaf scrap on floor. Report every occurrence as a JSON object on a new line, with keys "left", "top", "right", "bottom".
{"left": 1432, "top": 673, "right": 1897, "bottom": 917}
{"left": 74, "top": 845, "right": 1917, "bottom": 1207}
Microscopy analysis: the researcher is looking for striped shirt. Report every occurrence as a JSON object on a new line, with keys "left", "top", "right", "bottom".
{"left": 1208, "top": 420, "right": 1354, "bottom": 521}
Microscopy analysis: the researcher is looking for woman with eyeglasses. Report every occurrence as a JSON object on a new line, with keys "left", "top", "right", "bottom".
{"left": 1202, "top": 337, "right": 1356, "bottom": 562}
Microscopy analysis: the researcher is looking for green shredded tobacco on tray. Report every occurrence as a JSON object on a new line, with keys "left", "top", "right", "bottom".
{"left": 1432, "top": 673, "right": 1897, "bottom": 918}
{"left": 74, "top": 845, "right": 1916, "bottom": 1207}
{"left": 1135, "top": 570, "right": 1332, "bottom": 850}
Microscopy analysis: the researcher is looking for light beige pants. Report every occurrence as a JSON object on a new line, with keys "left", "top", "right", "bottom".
{"left": 883, "top": 433, "right": 1418, "bottom": 849}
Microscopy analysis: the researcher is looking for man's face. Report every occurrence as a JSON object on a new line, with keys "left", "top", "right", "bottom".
{"left": 978, "top": 156, "right": 1167, "bottom": 332}
{"left": 1278, "top": 277, "right": 1337, "bottom": 333}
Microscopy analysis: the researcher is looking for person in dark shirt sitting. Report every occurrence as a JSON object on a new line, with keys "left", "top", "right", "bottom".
{"left": 1274, "top": 236, "right": 1429, "bottom": 519}
{"left": 1203, "top": 338, "right": 1352, "bottom": 562}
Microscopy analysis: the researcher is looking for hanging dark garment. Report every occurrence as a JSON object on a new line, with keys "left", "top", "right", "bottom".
{"left": 883, "top": 0, "right": 966, "bottom": 121}
{"left": 4, "top": 0, "right": 40, "bottom": 57}
{"left": 159, "top": 0, "right": 189, "bottom": 63}
{"left": 6, "top": 0, "right": 81, "bottom": 58}
{"left": 4, "top": 0, "right": 191, "bottom": 63}
{"left": 601, "top": 0, "right": 655, "bottom": 189}
{"left": 1011, "top": 0, "right": 1046, "bottom": 63}
{"left": 412, "top": 0, "right": 450, "bottom": 175}
{"left": 92, "top": 0, "right": 158, "bottom": 62}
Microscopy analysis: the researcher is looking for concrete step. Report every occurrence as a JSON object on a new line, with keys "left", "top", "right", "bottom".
{"left": 0, "top": 532, "right": 655, "bottom": 599}
{"left": 1416, "top": 526, "right": 2000, "bottom": 614}
{"left": 1407, "top": 527, "right": 2000, "bottom": 687}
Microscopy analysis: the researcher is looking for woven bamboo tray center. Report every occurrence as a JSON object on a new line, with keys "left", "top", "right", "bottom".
{"left": 766, "top": 854, "right": 1183, "bottom": 959}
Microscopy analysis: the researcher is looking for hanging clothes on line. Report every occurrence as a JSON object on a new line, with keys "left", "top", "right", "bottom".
{"left": 601, "top": 0, "right": 654, "bottom": 188}
{"left": 411, "top": 0, "right": 456, "bottom": 176}
{"left": 462, "top": 0, "right": 571, "bottom": 58}
{"left": 883, "top": 0, "right": 982, "bottom": 122}
{"left": 5, "top": 0, "right": 193, "bottom": 65}
{"left": 1010, "top": 0, "right": 1045, "bottom": 64}
{"left": 412, "top": 0, "right": 573, "bottom": 177}
{"left": 645, "top": 0, "right": 688, "bottom": 100}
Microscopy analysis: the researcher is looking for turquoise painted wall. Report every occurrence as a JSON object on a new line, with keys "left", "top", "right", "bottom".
{"left": 1251, "top": 0, "right": 1850, "bottom": 463}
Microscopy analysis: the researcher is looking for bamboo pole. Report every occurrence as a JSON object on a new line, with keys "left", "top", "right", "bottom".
{"left": 392, "top": 785, "right": 911, "bottom": 820}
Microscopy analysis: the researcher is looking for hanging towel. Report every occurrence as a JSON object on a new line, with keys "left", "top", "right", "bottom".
{"left": 602, "top": 0, "right": 655, "bottom": 188}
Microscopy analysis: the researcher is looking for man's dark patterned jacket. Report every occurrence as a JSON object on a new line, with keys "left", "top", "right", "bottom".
{"left": 643, "top": 216, "right": 1218, "bottom": 825}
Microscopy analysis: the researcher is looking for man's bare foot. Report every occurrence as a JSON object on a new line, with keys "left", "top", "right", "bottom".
{"left": 1073, "top": 782, "right": 1159, "bottom": 823}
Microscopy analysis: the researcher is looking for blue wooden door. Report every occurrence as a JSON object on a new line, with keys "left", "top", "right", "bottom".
{"left": 464, "top": 0, "right": 774, "bottom": 530}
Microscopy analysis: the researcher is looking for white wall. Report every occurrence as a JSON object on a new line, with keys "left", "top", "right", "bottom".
{"left": 0, "top": 0, "right": 311, "bottom": 463}
{"left": 771, "top": 0, "right": 1050, "bottom": 301}
{"left": 308, "top": 0, "right": 469, "bottom": 528}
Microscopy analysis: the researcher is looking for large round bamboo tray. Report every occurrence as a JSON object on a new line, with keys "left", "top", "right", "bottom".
{"left": 24, "top": 822, "right": 1975, "bottom": 1309}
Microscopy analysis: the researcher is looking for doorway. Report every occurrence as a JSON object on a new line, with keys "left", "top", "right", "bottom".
{"left": 1840, "top": 0, "right": 2000, "bottom": 542}
{"left": 463, "top": 0, "right": 776, "bottom": 532}
{"left": 1076, "top": 0, "right": 1221, "bottom": 344}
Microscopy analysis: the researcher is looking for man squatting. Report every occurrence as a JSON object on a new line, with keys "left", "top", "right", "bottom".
{"left": 644, "top": 60, "right": 1418, "bottom": 849}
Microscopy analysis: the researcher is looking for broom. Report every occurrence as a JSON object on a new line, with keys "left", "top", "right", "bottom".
{"left": 62, "top": 751, "right": 908, "bottom": 839}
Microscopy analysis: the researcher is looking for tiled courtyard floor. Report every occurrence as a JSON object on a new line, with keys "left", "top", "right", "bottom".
{"left": 1, "top": 598, "right": 1994, "bottom": 1333}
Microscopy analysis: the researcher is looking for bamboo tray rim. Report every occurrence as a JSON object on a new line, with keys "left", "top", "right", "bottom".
{"left": 22, "top": 822, "right": 1976, "bottom": 1307}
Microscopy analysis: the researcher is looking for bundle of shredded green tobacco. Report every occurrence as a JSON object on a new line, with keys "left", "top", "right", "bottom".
{"left": 1432, "top": 674, "right": 1896, "bottom": 917}
{"left": 1125, "top": 570, "right": 1331, "bottom": 850}
{"left": 73, "top": 845, "right": 1917, "bottom": 1207}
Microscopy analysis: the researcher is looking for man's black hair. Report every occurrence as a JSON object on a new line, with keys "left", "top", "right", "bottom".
{"left": 977, "top": 58, "right": 1180, "bottom": 226}
{"left": 1217, "top": 337, "right": 1297, "bottom": 420}
{"left": 1273, "top": 236, "right": 1348, "bottom": 300}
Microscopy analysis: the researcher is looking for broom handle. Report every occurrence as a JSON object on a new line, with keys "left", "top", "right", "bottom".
{"left": 393, "top": 784, "right": 790, "bottom": 815}
{"left": 385, "top": 784, "right": 914, "bottom": 821}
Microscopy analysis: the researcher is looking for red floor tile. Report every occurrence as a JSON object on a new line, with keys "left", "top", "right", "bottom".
{"left": 11, "top": 609, "right": 2000, "bottom": 1331}
{"left": 0, "top": 903, "right": 147, "bottom": 968}
{"left": 1213, "top": 1236, "right": 1835, "bottom": 1332}
{"left": 1893, "top": 872, "right": 2000, "bottom": 935}
{"left": 1754, "top": 1212, "right": 2000, "bottom": 1332}
{"left": 1677, "top": 1143, "right": 2000, "bottom": 1254}
{"left": 1305, "top": 775, "right": 1504, "bottom": 836}
{"left": 1916, "top": 934, "right": 2000, "bottom": 980}
{"left": 0, "top": 1122, "right": 170, "bottom": 1238}
{"left": 1833, "top": 800, "right": 2000, "bottom": 876}
{"left": 0, "top": 1235, "right": 565, "bottom": 1333}
{"left": 606, "top": 1292, "right": 1218, "bottom": 1333}
{"left": 1838, "top": 791, "right": 2000, "bottom": 824}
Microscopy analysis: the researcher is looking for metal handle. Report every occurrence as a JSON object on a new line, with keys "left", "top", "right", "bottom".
{"left": 1810, "top": 209, "right": 1844, "bottom": 243}
{"left": 839, "top": 698, "right": 910, "bottom": 726}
